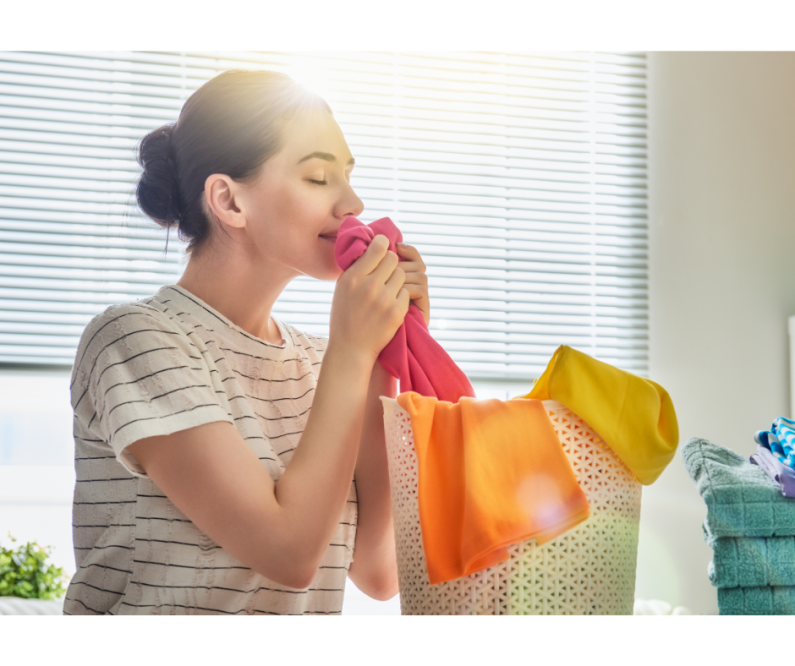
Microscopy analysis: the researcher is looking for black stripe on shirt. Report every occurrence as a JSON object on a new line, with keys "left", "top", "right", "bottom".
{"left": 120, "top": 600, "right": 246, "bottom": 614}
{"left": 78, "top": 562, "right": 133, "bottom": 575}
{"left": 255, "top": 407, "right": 312, "bottom": 422}
{"left": 303, "top": 610, "right": 342, "bottom": 615}
{"left": 73, "top": 501, "right": 137, "bottom": 506}
{"left": 63, "top": 595, "right": 105, "bottom": 614}
{"left": 128, "top": 580, "right": 342, "bottom": 595}
{"left": 218, "top": 347, "right": 315, "bottom": 364}
{"left": 111, "top": 403, "right": 225, "bottom": 440}
{"left": 73, "top": 523, "right": 136, "bottom": 528}
{"left": 227, "top": 369, "right": 315, "bottom": 384}
{"left": 101, "top": 364, "right": 193, "bottom": 402}
{"left": 234, "top": 409, "right": 310, "bottom": 426}
{"left": 243, "top": 386, "right": 315, "bottom": 404}
{"left": 103, "top": 383, "right": 213, "bottom": 422}
{"left": 68, "top": 580, "right": 124, "bottom": 594}
{"left": 134, "top": 537, "right": 221, "bottom": 550}
{"left": 132, "top": 559, "right": 250, "bottom": 571}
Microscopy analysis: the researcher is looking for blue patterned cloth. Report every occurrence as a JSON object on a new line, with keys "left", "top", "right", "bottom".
{"left": 756, "top": 417, "right": 795, "bottom": 469}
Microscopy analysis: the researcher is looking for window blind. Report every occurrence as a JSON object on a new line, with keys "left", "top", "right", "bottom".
{"left": 0, "top": 51, "right": 648, "bottom": 378}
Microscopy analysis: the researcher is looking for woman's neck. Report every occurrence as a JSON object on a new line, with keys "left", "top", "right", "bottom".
{"left": 176, "top": 243, "right": 297, "bottom": 345}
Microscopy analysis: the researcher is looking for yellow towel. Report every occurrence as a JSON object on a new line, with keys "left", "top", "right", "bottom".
{"left": 521, "top": 345, "right": 679, "bottom": 485}
{"left": 396, "top": 392, "right": 590, "bottom": 585}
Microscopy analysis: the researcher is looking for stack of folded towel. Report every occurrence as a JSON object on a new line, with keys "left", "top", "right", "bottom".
{"left": 683, "top": 437, "right": 795, "bottom": 614}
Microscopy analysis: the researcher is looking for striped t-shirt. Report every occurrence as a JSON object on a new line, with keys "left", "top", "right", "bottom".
{"left": 65, "top": 284, "right": 357, "bottom": 615}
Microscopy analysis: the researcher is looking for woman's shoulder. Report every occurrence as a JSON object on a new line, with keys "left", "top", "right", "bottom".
{"left": 72, "top": 299, "right": 189, "bottom": 378}
{"left": 80, "top": 299, "right": 173, "bottom": 346}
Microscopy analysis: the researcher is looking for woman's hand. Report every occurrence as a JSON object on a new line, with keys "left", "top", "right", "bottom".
{"left": 330, "top": 235, "right": 410, "bottom": 363}
{"left": 396, "top": 242, "right": 430, "bottom": 326}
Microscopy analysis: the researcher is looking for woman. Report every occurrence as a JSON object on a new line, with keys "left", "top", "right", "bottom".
{"left": 65, "top": 69, "right": 430, "bottom": 615}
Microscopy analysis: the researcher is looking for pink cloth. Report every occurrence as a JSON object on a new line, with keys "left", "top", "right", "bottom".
{"left": 334, "top": 216, "right": 476, "bottom": 403}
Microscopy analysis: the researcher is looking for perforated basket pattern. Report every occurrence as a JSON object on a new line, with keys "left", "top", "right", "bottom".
{"left": 381, "top": 397, "right": 642, "bottom": 615}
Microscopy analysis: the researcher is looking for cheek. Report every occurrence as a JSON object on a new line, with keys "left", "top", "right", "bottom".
{"left": 250, "top": 185, "right": 315, "bottom": 248}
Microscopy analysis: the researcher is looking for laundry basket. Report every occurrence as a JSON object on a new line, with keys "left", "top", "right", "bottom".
{"left": 381, "top": 397, "right": 642, "bottom": 615}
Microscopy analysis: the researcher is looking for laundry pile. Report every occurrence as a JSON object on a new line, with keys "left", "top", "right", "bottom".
{"left": 683, "top": 437, "right": 795, "bottom": 614}
{"left": 396, "top": 347, "right": 680, "bottom": 585}
{"left": 336, "top": 216, "right": 680, "bottom": 585}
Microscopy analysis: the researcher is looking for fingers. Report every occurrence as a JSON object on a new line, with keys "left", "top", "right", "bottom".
{"left": 396, "top": 243, "right": 425, "bottom": 269}
{"left": 396, "top": 244, "right": 427, "bottom": 295}
{"left": 371, "top": 248, "right": 400, "bottom": 286}
{"left": 396, "top": 286, "right": 411, "bottom": 314}
{"left": 401, "top": 283, "right": 427, "bottom": 301}
{"left": 401, "top": 270, "right": 428, "bottom": 287}
{"left": 349, "top": 235, "right": 390, "bottom": 275}
{"left": 384, "top": 264, "right": 406, "bottom": 299}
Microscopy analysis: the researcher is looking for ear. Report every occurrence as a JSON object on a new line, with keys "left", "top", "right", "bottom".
{"left": 204, "top": 174, "right": 247, "bottom": 231}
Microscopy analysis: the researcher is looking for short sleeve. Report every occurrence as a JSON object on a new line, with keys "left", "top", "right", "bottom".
{"left": 71, "top": 303, "right": 233, "bottom": 477}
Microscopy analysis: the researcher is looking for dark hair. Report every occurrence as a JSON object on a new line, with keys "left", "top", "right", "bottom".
{"left": 136, "top": 70, "right": 332, "bottom": 252}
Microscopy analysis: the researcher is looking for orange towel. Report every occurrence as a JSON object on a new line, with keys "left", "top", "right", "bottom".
{"left": 396, "top": 392, "right": 591, "bottom": 585}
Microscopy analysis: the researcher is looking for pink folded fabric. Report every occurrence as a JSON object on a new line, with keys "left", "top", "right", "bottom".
{"left": 334, "top": 216, "right": 475, "bottom": 403}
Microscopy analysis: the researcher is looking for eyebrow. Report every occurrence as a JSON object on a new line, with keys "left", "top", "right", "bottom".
{"left": 297, "top": 151, "right": 355, "bottom": 166}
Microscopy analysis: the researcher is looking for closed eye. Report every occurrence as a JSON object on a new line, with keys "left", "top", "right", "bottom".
{"left": 307, "top": 179, "right": 327, "bottom": 185}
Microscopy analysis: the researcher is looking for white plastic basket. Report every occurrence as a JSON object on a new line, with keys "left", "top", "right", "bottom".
{"left": 381, "top": 397, "right": 642, "bottom": 615}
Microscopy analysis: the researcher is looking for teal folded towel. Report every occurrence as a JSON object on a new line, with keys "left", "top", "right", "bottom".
{"left": 717, "top": 586, "right": 795, "bottom": 615}
{"left": 682, "top": 438, "right": 795, "bottom": 540}
{"left": 709, "top": 536, "right": 795, "bottom": 587}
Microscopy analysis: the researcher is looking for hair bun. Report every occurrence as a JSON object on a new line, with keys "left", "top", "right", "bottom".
{"left": 136, "top": 124, "right": 182, "bottom": 228}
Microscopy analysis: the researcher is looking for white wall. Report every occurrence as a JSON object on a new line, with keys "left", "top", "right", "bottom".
{"left": 637, "top": 52, "right": 795, "bottom": 614}
{"left": 0, "top": 372, "right": 75, "bottom": 579}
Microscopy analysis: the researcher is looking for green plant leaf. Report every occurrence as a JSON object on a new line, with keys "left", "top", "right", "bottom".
{"left": 0, "top": 535, "right": 69, "bottom": 600}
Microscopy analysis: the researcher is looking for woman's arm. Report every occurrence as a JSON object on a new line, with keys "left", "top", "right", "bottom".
{"left": 346, "top": 241, "right": 430, "bottom": 600}
{"left": 127, "top": 344, "right": 372, "bottom": 589}
{"left": 128, "top": 236, "right": 409, "bottom": 590}
{"left": 347, "top": 361, "right": 399, "bottom": 600}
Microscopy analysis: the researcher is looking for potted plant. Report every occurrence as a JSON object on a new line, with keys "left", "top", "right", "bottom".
{"left": 0, "top": 534, "right": 69, "bottom": 615}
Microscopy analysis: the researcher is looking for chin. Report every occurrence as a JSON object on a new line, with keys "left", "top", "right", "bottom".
{"left": 305, "top": 256, "right": 343, "bottom": 281}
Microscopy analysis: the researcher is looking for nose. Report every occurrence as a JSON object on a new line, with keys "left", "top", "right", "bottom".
{"left": 336, "top": 178, "right": 364, "bottom": 221}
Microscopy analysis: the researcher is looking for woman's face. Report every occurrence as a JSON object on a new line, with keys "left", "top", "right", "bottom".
{"left": 236, "top": 109, "right": 364, "bottom": 281}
